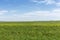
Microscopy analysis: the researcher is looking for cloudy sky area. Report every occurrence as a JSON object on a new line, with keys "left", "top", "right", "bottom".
{"left": 0, "top": 0, "right": 60, "bottom": 21}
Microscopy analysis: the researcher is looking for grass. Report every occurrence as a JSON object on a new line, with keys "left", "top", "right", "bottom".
{"left": 0, "top": 21, "right": 60, "bottom": 40}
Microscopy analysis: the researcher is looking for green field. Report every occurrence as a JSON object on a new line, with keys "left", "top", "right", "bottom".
{"left": 0, "top": 21, "right": 60, "bottom": 40}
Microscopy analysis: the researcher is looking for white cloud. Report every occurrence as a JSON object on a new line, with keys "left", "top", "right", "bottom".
{"left": 45, "top": 0, "right": 56, "bottom": 5}
{"left": 0, "top": 9, "right": 60, "bottom": 21}
{"left": 31, "top": 0, "right": 46, "bottom": 3}
{"left": 31, "top": 0, "right": 56, "bottom": 5}
{"left": 0, "top": 10, "right": 8, "bottom": 15}
{"left": 56, "top": 2, "right": 60, "bottom": 7}
{"left": 31, "top": 0, "right": 60, "bottom": 7}
{"left": 15, "top": 9, "right": 60, "bottom": 21}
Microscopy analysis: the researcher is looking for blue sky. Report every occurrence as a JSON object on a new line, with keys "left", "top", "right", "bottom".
{"left": 0, "top": 0, "right": 60, "bottom": 21}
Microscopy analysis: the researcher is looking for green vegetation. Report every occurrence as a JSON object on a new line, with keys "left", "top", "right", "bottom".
{"left": 0, "top": 21, "right": 60, "bottom": 40}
